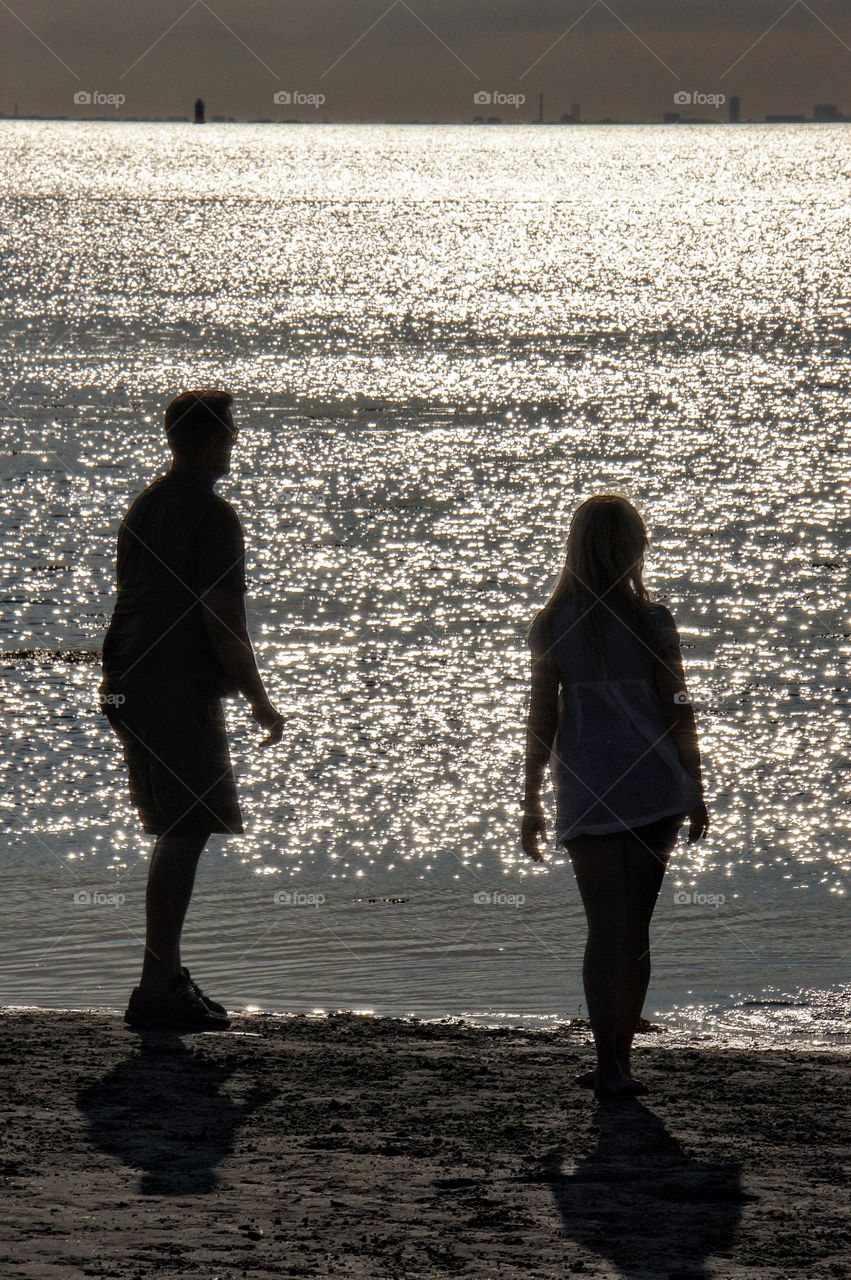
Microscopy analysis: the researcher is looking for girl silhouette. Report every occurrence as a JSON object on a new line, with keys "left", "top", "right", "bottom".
{"left": 521, "top": 495, "right": 709, "bottom": 1099}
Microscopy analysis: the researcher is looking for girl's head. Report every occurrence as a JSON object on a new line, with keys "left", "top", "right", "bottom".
{"left": 532, "top": 494, "right": 657, "bottom": 658}
{"left": 558, "top": 494, "right": 649, "bottom": 605}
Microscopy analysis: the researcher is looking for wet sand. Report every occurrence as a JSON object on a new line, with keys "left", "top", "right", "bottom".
{"left": 0, "top": 1009, "right": 848, "bottom": 1279}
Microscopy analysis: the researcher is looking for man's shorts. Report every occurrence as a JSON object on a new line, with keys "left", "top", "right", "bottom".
{"left": 101, "top": 676, "right": 243, "bottom": 837}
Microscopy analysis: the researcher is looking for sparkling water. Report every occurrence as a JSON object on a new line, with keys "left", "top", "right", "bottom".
{"left": 1, "top": 121, "right": 848, "bottom": 1043}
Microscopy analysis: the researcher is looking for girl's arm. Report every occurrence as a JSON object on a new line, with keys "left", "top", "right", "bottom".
{"left": 651, "top": 612, "right": 704, "bottom": 794}
{"left": 523, "top": 642, "right": 560, "bottom": 813}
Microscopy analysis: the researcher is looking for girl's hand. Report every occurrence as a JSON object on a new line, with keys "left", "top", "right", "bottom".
{"left": 250, "top": 698, "right": 285, "bottom": 747}
{"left": 521, "top": 804, "right": 548, "bottom": 862}
{"left": 687, "top": 800, "right": 710, "bottom": 844}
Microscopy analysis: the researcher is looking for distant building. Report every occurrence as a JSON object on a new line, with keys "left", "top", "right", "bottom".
{"left": 663, "top": 111, "right": 681, "bottom": 124}
{"left": 814, "top": 103, "right": 841, "bottom": 122}
{"left": 766, "top": 114, "right": 806, "bottom": 123}
{"left": 729, "top": 96, "right": 741, "bottom": 123}
{"left": 571, "top": 102, "right": 581, "bottom": 122}
{"left": 194, "top": 97, "right": 205, "bottom": 124}
{"left": 538, "top": 93, "right": 544, "bottom": 123}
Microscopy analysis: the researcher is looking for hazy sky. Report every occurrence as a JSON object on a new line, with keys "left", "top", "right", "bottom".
{"left": 3, "top": 0, "right": 851, "bottom": 121}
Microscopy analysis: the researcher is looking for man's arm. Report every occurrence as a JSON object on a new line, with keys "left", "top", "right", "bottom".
{"left": 194, "top": 502, "right": 283, "bottom": 745}
{"left": 200, "top": 586, "right": 263, "bottom": 702}
{"left": 200, "top": 587, "right": 284, "bottom": 746}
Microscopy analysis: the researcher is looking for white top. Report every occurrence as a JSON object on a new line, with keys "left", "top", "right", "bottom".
{"left": 532, "top": 599, "right": 702, "bottom": 842}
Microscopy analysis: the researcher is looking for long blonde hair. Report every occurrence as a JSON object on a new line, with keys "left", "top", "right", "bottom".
{"left": 530, "top": 494, "right": 663, "bottom": 663}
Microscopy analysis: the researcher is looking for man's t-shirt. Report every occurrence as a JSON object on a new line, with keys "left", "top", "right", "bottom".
{"left": 101, "top": 470, "right": 246, "bottom": 693}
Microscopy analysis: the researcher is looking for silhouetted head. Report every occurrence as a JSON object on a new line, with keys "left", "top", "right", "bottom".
{"left": 531, "top": 493, "right": 659, "bottom": 658}
{"left": 165, "top": 389, "right": 236, "bottom": 481}
{"left": 561, "top": 494, "right": 649, "bottom": 599}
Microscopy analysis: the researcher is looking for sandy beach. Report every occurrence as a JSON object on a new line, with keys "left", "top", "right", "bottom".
{"left": 0, "top": 1009, "right": 848, "bottom": 1279}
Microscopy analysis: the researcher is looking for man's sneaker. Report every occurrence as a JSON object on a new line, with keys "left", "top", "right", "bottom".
{"left": 124, "top": 979, "right": 231, "bottom": 1031}
{"left": 179, "top": 966, "right": 228, "bottom": 1018}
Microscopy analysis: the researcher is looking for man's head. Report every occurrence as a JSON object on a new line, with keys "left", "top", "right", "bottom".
{"left": 164, "top": 389, "right": 236, "bottom": 479}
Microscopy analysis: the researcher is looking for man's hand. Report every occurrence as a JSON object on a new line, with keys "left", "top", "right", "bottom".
{"left": 521, "top": 802, "right": 548, "bottom": 862}
{"left": 687, "top": 799, "right": 710, "bottom": 844}
{"left": 250, "top": 698, "right": 285, "bottom": 748}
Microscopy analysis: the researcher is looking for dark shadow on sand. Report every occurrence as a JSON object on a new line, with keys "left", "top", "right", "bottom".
{"left": 539, "top": 1100, "right": 758, "bottom": 1280}
{"left": 76, "top": 1031, "right": 279, "bottom": 1195}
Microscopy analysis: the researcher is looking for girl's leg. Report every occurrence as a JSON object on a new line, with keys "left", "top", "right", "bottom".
{"left": 615, "top": 818, "right": 680, "bottom": 1076}
{"left": 568, "top": 833, "right": 635, "bottom": 1095}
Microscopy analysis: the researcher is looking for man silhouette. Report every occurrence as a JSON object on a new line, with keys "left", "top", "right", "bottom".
{"left": 100, "top": 390, "right": 283, "bottom": 1030}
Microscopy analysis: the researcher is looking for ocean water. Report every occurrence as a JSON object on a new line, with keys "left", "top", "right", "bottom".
{"left": 1, "top": 121, "right": 849, "bottom": 1045}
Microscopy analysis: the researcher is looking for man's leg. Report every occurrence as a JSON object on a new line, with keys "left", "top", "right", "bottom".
{"left": 139, "top": 833, "right": 209, "bottom": 996}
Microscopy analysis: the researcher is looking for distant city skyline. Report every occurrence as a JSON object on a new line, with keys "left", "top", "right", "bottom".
{"left": 3, "top": 103, "right": 847, "bottom": 127}
{"left": 1, "top": 0, "right": 850, "bottom": 124}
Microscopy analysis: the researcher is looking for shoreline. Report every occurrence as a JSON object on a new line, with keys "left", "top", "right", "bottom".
{"left": 2, "top": 1008, "right": 848, "bottom": 1278}
{"left": 3, "top": 1002, "right": 850, "bottom": 1054}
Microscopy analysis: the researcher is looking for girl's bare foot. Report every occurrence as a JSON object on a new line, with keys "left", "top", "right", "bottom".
{"left": 594, "top": 1068, "right": 646, "bottom": 1099}
{"left": 575, "top": 1067, "right": 648, "bottom": 1095}
{"left": 620, "top": 1075, "right": 648, "bottom": 1095}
